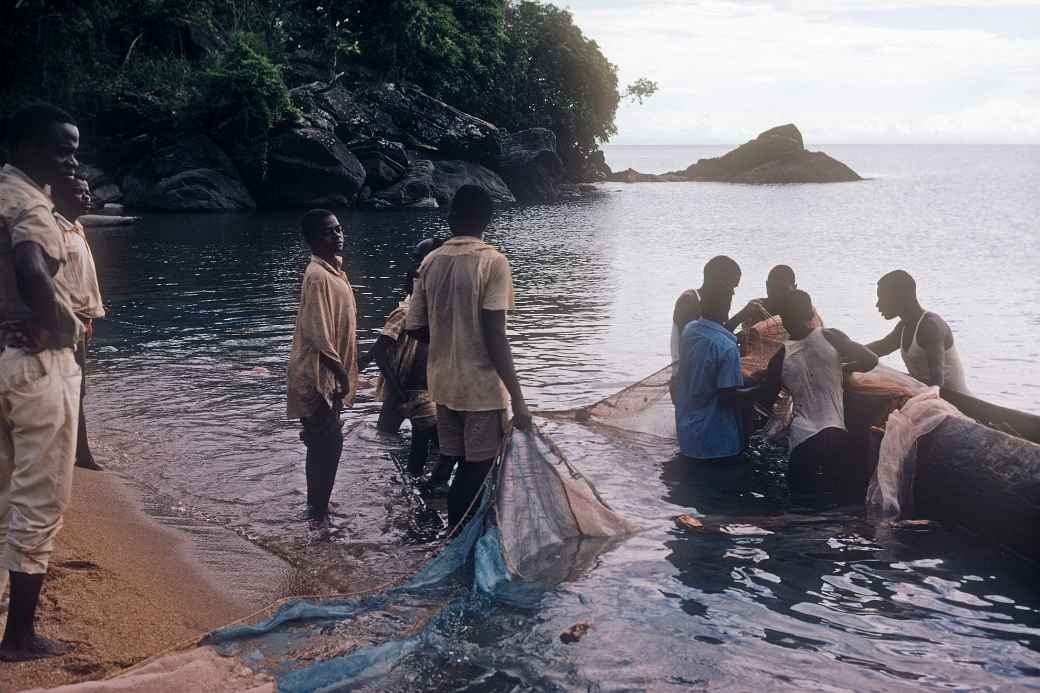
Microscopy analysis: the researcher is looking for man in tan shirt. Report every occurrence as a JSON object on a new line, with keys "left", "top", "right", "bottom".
{"left": 0, "top": 103, "right": 84, "bottom": 661}
{"left": 286, "top": 209, "right": 358, "bottom": 519}
{"left": 406, "top": 185, "right": 531, "bottom": 527}
{"left": 53, "top": 176, "right": 105, "bottom": 471}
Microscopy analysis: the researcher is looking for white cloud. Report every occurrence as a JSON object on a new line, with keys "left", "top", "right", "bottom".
{"left": 563, "top": 0, "right": 1040, "bottom": 143}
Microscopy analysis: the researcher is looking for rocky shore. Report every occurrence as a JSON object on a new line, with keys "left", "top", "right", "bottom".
{"left": 79, "top": 76, "right": 570, "bottom": 213}
{"left": 608, "top": 124, "right": 862, "bottom": 185}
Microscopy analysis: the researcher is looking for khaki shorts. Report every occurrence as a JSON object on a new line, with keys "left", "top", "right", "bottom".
{"left": 436, "top": 406, "right": 506, "bottom": 463}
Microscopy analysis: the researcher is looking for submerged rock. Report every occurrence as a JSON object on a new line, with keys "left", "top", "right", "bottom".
{"left": 608, "top": 124, "right": 861, "bottom": 185}
{"left": 122, "top": 135, "right": 255, "bottom": 211}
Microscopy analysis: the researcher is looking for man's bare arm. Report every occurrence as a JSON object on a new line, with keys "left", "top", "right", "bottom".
{"left": 13, "top": 241, "right": 69, "bottom": 343}
{"left": 480, "top": 309, "right": 531, "bottom": 430}
{"left": 865, "top": 324, "right": 901, "bottom": 357}
{"left": 915, "top": 317, "right": 947, "bottom": 387}
{"left": 824, "top": 328, "right": 879, "bottom": 374}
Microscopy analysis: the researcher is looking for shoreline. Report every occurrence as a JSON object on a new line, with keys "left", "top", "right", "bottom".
{"left": 2, "top": 467, "right": 293, "bottom": 692}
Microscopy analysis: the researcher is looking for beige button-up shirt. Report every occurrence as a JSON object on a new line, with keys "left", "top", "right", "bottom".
{"left": 55, "top": 214, "right": 105, "bottom": 320}
{"left": 0, "top": 164, "right": 81, "bottom": 348}
{"left": 406, "top": 236, "right": 515, "bottom": 412}
{"left": 286, "top": 255, "right": 358, "bottom": 419}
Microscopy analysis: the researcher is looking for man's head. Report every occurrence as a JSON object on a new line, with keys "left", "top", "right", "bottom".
{"left": 876, "top": 269, "right": 916, "bottom": 320}
{"left": 53, "top": 176, "right": 92, "bottom": 221}
{"left": 448, "top": 185, "right": 493, "bottom": 236}
{"left": 765, "top": 264, "right": 796, "bottom": 303}
{"left": 301, "top": 208, "right": 343, "bottom": 257}
{"left": 779, "top": 289, "right": 815, "bottom": 337}
{"left": 2, "top": 103, "right": 80, "bottom": 188}
{"left": 703, "top": 255, "right": 742, "bottom": 296}
{"left": 699, "top": 282, "right": 734, "bottom": 323}
{"left": 405, "top": 237, "right": 444, "bottom": 294}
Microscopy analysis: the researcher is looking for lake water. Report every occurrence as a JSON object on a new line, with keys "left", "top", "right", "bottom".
{"left": 84, "top": 144, "right": 1039, "bottom": 689}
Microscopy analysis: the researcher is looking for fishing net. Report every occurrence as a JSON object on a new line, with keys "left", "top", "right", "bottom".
{"left": 49, "top": 425, "right": 638, "bottom": 692}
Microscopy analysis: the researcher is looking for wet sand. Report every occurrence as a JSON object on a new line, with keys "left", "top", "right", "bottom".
{"left": 1, "top": 468, "right": 292, "bottom": 692}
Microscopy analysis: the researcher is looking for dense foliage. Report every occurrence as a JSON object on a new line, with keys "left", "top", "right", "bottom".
{"left": 0, "top": 0, "right": 653, "bottom": 174}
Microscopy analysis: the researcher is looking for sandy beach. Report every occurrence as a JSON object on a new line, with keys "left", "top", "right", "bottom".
{"left": 1, "top": 467, "right": 292, "bottom": 692}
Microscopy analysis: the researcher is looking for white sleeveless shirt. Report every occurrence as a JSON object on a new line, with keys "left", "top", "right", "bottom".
{"left": 900, "top": 312, "right": 969, "bottom": 393}
{"left": 781, "top": 328, "right": 846, "bottom": 450}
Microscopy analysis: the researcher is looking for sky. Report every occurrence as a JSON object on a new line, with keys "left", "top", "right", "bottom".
{"left": 562, "top": 1, "right": 1040, "bottom": 144}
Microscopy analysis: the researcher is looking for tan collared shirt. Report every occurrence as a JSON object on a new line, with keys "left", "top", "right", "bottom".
{"left": 286, "top": 255, "right": 358, "bottom": 419}
{"left": 55, "top": 214, "right": 105, "bottom": 320}
{"left": 406, "top": 236, "right": 515, "bottom": 411}
{"left": 0, "top": 164, "right": 81, "bottom": 348}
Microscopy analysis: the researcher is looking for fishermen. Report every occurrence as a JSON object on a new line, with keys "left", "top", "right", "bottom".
{"left": 674, "top": 283, "right": 757, "bottom": 464}
{"left": 53, "top": 175, "right": 105, "bottom": 471}
{"left": 730, "top": 264, "right": 823, "bottom": 374}
{"left": 866, "top": 270, "right": 969, "bottom": 392}
{"left": 670, "top": 255, "right": 742, "bottom": 364}
{"left": 0, "top": 103, "right": 84, "bottom": 660}
{"left": 406, "top": 185, "right": 532, "bottom": 527}
{"left": 362, "top": 238, "right": 442, "bottom": 477}
{"left": 286, "top": 209, "right": 358, "bottom": 519}
{"left": 756, "top": 290, "right": 878, "bottom": 494}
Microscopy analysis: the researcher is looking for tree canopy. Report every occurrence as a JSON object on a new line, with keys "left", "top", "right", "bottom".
{"left": 0, "top": 0, "right": 653, "bottom": 175}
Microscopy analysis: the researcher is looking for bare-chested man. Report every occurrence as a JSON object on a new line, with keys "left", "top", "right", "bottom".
{"left": 866, "top": 270, "right": 968, "bottom": 392}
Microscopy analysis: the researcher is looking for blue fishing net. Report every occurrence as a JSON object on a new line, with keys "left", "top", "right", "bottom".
{"left": 202, "top": 426, "right": 638, "bottom": 691}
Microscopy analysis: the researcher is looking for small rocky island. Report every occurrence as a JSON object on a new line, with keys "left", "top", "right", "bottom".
{"left": 608, "top": 124, "right": 861, "bottom": 184}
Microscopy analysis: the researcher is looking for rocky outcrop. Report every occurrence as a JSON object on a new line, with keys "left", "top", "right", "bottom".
{"left": 497, "top": 128, "right": 564, "bottom": 203}
{"left": 370, "top": 160, "right": 438, "bottom": 208}
{"left": 291, "top": 81, "right": 502, "bottom": 165}
{"left": 122, "top": 135, "right": 255, "bottom": 211}
{"left": 262, "top": 127, "right": 367, "bottom": 207}
{"left": 608, "top": 124, "right": 861, "bottom": 185}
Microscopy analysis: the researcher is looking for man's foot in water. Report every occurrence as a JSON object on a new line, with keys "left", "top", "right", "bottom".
{"left": 0, "top": 635, "right": 74, "bottom": 662}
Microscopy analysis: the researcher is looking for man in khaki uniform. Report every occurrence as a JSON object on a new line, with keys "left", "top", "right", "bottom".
{"left": 287, "top": 209, "right": 357, "bottom": 519}
{"left": 406, "top": 185, "right": 531, "bottom": 527}
{"left": 53, "top": 176, "right": 105, "bottom": 470}
{"left": 0, "top": 103, "right": 84, "bottom": 661}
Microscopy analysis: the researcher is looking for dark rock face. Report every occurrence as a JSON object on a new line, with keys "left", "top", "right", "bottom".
{"left": 497, "top": 128, "right": 564, "bottom": 203}
{"left": 122, "top": 135, "right": 255, "bottom": 211}
{"left": 263, "top": 127, "right": 367, "bottom": 207}
{"left": 349, "top": 138, "right": 409, "bottom": 190}
{"left": 608, "top": 124, "right": 861, "bottom": 185}
{"left": 371, "top": 159, "right": 514, "bottom": 208}
{"left": 298, "top": 82, "right": 501, "bottom": 165}
{"left": 430, "top": 160, "right": 515, "bottom": 205}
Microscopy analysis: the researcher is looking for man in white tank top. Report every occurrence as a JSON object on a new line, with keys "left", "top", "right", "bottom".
{"left": 754, "top": 291, "right": 879, "bottom": 496}
{"left": 865, "top": 270, "right": 969, "bottom": 393}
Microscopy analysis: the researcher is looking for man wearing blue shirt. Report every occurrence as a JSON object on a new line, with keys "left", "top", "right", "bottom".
{"left": 675, "top": 284, "right": 747, "bottom": 462}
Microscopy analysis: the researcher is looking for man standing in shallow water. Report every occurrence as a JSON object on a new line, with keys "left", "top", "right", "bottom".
{"left": 406, "top": 185, "right": 532, "bottom": 528}
{"left": 286, "top": 209, "right": 358, "bottom": 519}
{"left": 0, "top": 103, "right": 84, "bottom": 660}
{"left": 866, "top": 270, "right": 969, "bottom": 393}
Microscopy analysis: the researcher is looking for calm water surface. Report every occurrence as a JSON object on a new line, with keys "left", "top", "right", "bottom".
{"left": 84, "top": 145, "right": 1039, "bottom": 690}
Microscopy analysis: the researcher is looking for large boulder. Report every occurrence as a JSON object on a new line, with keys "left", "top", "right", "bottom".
{"left": 430, "top": 160, "right": 515, "bottom": 205}
{"left": 122, "top": 135, "right": 255, "bottom": 211}
{"left": 676, "top": 124, "right": 860, "bottom": 183}
{"left": 262, "top": 127, "right": 366, "bottom": 207}
{"left": 349, "top": 138, "right": 409, "bottom": 190}
{"left": 497, "top": 128, "right": 564, "bottom": 203}
{"left": 371, "top": 159, "right": 514, "bottom": 208}
{"left": 309, "top": 82, "right": 502, "bottom": 165}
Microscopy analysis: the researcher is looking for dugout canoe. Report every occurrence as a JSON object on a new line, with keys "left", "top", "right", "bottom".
{"left": 80, "top": 213, "right": 140, "bottom": 227}
{"left": 847, "top": 389, "right": 1040, "bottom": 559}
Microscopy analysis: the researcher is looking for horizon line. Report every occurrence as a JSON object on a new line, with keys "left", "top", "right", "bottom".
{"left": 603, "top": 142, "right": 1040, "bottom": 147}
